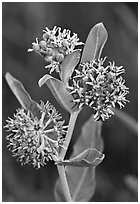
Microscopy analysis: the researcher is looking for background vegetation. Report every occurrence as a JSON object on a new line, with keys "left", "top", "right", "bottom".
{"left": 2, "top": 2, "right": 138, "bottom": 201}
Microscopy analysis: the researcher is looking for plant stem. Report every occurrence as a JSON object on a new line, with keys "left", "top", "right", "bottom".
{"left": 56, "top": 110, "right": 80, "bottom": 202}
{"left": 60, "top": 110, "right": 80, "bottom": 160}
{"left": 57, "top": 165, "right": 73, "bottom": 202}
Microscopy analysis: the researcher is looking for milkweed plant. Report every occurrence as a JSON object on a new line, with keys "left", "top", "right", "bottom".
{"left": 4, "top": 23, "right": 129, "bottom": 202}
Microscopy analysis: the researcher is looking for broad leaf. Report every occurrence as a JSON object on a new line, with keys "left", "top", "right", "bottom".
{"left": 54, "top": 116, "right": 104, "bottom": 201}
{"left": 38, "top": 74, "right": 79, "bottom": 113}
{"left": 56, "top": 148, "right": 104, "bottom": 167}
{"left": 60, "top": 49, "right": 81, "bottom": 83}
{"left": 81, "top": 22, "right": 108, "bottom": 63}
{"left": 5, "top": 72, "right": 40, "bottom": 117}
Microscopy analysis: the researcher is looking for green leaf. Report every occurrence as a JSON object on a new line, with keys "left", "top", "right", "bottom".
{"left": 38, "top": 74, "right": 79, "bottom": 113}
{"left": 56, "top": 148, "right": 104, "bottom": 167}
{"left": 124, "top": 175, "right": 138, "bottom": 194}
{"left": 5, "top": 72, "right": 40, "bottom": 117}
{"left": 112, "top": 108, "right": 138, "bottom": 135}
{"left": 54, "top": 180, "right": 66, "bottom": 202}
{"left": 81, "top": 22, "right": 108, "bottom": 63}
{"left": 54, "top": 116, "right": 104, "bottom": 201}
{"left": 60, "top": 49, "right": 81, "bottom": 83}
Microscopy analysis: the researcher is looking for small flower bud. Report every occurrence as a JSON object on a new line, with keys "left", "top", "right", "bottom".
{"left": 32, "top": 43, "right": 40, "bottom": 52}
{"left": 56, "top": 53, "right": 64, "bottom": 63}
{"left": 39, "top": 40, "right": 47, "bottom": 50}
{"left": 43, "top": 32, "right": 50, "bottom": 41}
{"left": 45, "top": 56, "right": 52, "bottom": 63}
{"left": 46, "top": 48, "right": 54, "bottom": 56}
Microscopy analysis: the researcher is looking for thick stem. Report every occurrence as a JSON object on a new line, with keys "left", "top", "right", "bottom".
{"left": 57, "top": 165, "right": 73, "bottom": 202}
{"left": 60, "top": 110, "right": 80, "bottom": 160}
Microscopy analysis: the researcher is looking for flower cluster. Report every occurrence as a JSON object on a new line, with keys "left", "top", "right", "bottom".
{"left": 4, "top": 101, "right": 67, "bottom": 169}
{"left": 28, "top": 26, "right": 83, "bottom": 73}
{"left": 68, "top": 57, "right": 129, "bottom": 121}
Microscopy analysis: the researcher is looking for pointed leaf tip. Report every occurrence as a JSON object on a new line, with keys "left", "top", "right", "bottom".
{"left": 81, "top": 22, "right": 108, "bottom": 63}
{"left": 38, "top": 74, "right": 52, "bottom": 87}
{"left": 60, "top": 49, "right": 81, "bottom": 83}
{"left": 5, "top": 72, "right": 40, "bottom": 117}
{"left": 5, "top": 72, "right": 10, "bottom": 80}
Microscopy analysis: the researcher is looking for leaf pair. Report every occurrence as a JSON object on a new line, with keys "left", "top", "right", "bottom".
{"left": 39, "top": 22, "right": 108, "bottom": 114}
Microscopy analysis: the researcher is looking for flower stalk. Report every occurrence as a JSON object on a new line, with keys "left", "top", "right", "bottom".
{"left": 59, "top": 110, "right": 80, "bottom": 160}
{"left": 57, "top": 165, "right": 73, "bottom": 202}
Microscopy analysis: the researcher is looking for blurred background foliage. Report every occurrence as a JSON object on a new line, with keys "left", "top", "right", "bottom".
{"left": 2, "top": 2, "right": 137, "bottom": 202}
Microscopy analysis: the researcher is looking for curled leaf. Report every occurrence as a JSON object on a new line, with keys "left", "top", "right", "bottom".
{"left": 56, "top": 148, "right": 105, "bottom": 167}
{"left": 81, "top": 22, "right": 108, "bottom": 63}
{"left": 38, "top": 74, "right": 79, "bottom": 113}
{"left": 60, "top": 49, "right": 81, "bottom": 83}
{"left": 5, "top": 72, "right": 40, "bottom": 117}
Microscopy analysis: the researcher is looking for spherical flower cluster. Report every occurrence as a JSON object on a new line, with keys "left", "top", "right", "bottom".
{"left": 4, "top": 101, "right": 67, "bottom": 169}
{"left": 28, "top": 26, "right": 83, "bottom": 73}
{"left": 68, "top": 57, "right": 129, "bottom": 121}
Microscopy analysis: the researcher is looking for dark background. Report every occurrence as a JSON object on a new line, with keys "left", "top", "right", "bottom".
{"left": 2, "top": 2, "right": 138, "bottom": 202}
